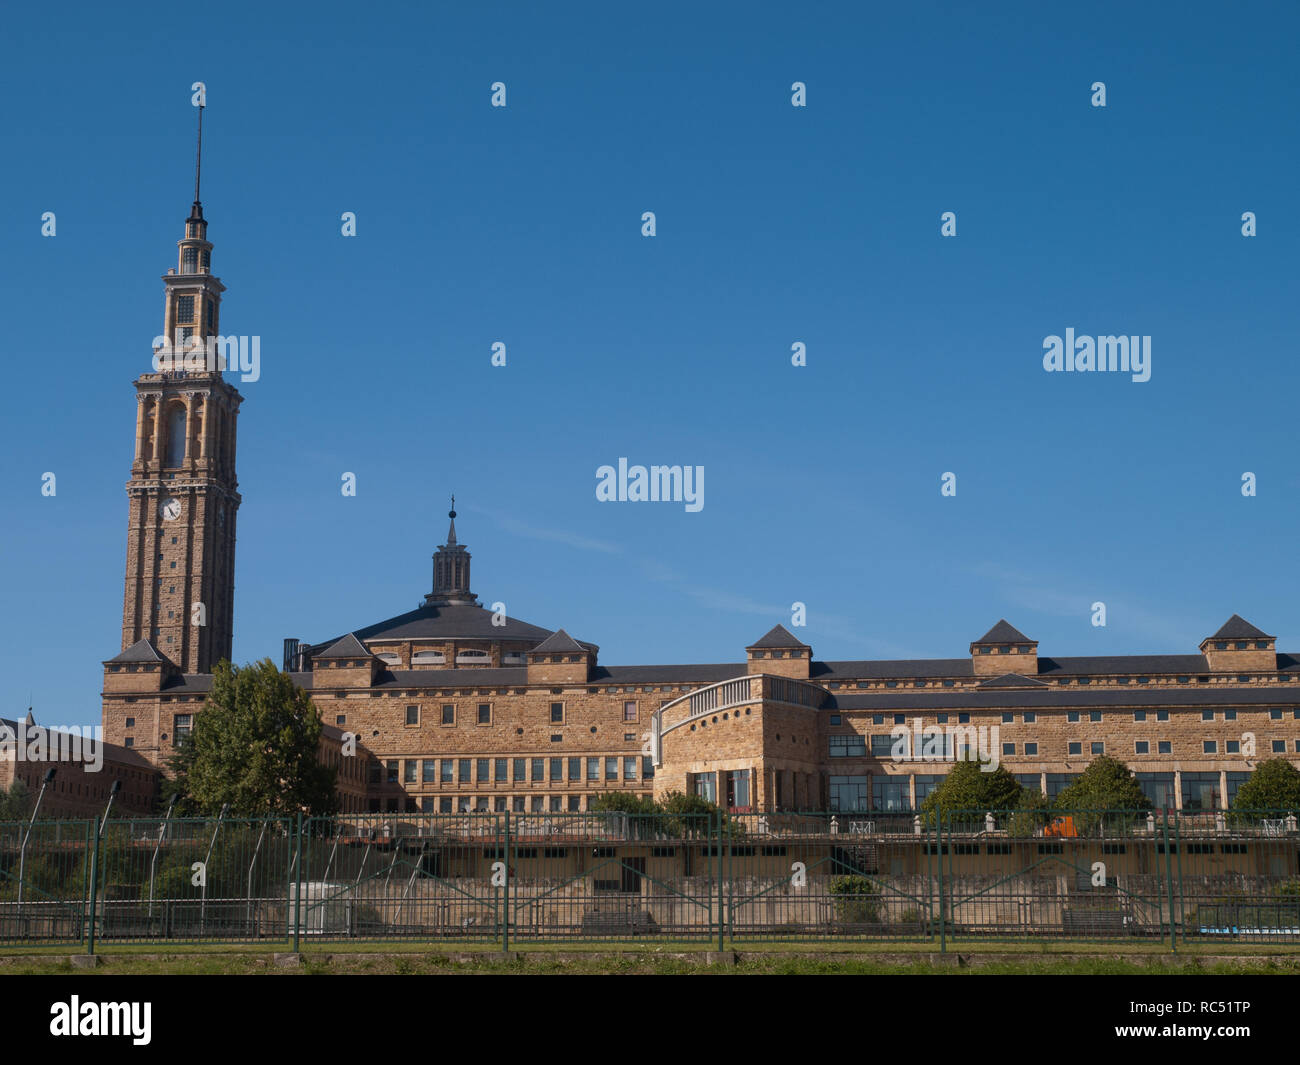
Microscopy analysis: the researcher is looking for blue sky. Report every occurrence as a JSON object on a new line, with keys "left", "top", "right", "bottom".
{"left": 2, "top": 1, "right": 1298, "bottom": 727}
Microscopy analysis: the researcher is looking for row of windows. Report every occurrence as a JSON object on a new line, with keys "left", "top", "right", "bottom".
{"left": 372, "top": 794, "right": 649, "bottom": 814}
{"left": 827, "top": 708, "right": 1300, "bottom": 727}
{"left": 829, "top": 734, "right": 1300, "bottom": 759}
{"left": 826, "top": 670, "right": 1282, "bottom": 691}
{"left": 375, "top": 755, "right": 654, "bottom": 786}
{"left": 355, "top": 701, "right": 642, "bottom": 728}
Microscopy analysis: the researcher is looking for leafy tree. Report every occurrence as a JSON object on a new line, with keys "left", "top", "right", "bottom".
{"left": 919, "top": 759, "right": 1037, "bottom": 828}
{"left": 1053, "top": 757, "right": 1151, "bottom": 813}
{"left": 1231, "top": 759, "right": 1300, "bottom": 814}
{"left": 171, "top": 658, "right": 337, "bottom": 817}
{"left": 0, "top": 780, "right": 31, "bottom": 821}
{"left": 828, "top": 876, "right": 880, "bottom": 923}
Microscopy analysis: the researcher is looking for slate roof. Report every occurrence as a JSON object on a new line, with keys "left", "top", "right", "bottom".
{"left": 829, "top": 686, "right": 1300, "bottom": 712}
{"left": 977, "top": 673, "right": 1049, "bottom": 688}
{"left": 973, "top": 620, "right": 1034, "bottom": 645}
{"left": 1209, "top": 614, "right": 1273, "bottom": 640}
{"left": 105, "top": 639, "right": 168, "bottom": 664}
{"left": 748, "top": 625, "right": 810, "bottom": 650}
{"left": 530, "top": 629, "right": 588, "bottom": 654}
{"left": 317, "top": 602, "right": 554, "bottom": 648}
{"left": 313, "top": 633, "right": 372, "bottom": 660}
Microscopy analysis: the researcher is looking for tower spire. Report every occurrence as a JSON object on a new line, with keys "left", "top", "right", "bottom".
{"left": 189, "top": 104, "right": 205, "bottom": 223}
{"left": 426, "top": 495, "right": 477, "bottom": 606}
{"left": 447, "top": 494, "right": 457, "bottom": 544}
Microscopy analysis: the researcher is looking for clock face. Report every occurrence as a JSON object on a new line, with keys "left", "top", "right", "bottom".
{"left": 160, "top": 497, "right": 181, "bottom": 521}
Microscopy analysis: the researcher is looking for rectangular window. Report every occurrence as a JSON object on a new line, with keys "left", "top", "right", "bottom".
{"left": 1090, "top": 741, "right": 1104, "bottom": 755}
{"left": 1023, "top": 712, "right": 1036, "bottom": 723}
{"left": 1067, "top": 712, "right": 1079, "bottom": 723}
{"left": 550, "top": 757, "right": 563, "bottom": 780}
{"left": 1024, "top": 742, "right": 1038, "bottom": 756}
{"left": 624, "top": 756, "right": 637, "bottom": 780}
{"left": 405, "top": 705, "right": 419, "bottom": 725}
{"left": 623, "top": 701, "right": 637, "bottom": 722}
{"left": 958, "top": 713, "right": 970, "bottom": 724}
{"left": 829, "top": 734, "right": 867, "bottom": 758}
{"left": 1272, "top": 740, "right": 1286, "bottom": 753}
{"left": 458, "top": 758, "right": 472, "bottom": 782}
{"left": 1001, "top": 713, "right": 1013, "bottom": 724}
{"left": 477, "top": 703, "right": 491, "bottom": 725}
{"left": 1156, "top": 710, "right": 1169, "bottom": 722}
{"left": 476, "top": 758, "right": 489, "bottom": 781}
{"left": 1068, "top": 742, "right": 1082, "bottom": 756}
{"left": 1270, "top": 709, "right": 1283, "bottom": 720}
{"left": 550, "top": 702, "right": 564, "bottom": 723}
{"left": 1133, "top": 711, "right": 1146, "bottom": 722}
{"left": 568, "top": 795, "right": 581, "bottom": 811}
{"left": 1158, "top": 741, "right": 1171, "bottom": 754}
{"left": 1224, "top": 709, "right": 1237, "bottom": 721}
{"left": 403, "top": 760, "right": 417, "bottom": 784}
{"left": 1135, "top": 741, "right": 1149, "bottom": 755}
{"left": 568, "top": 756, "right": 582, "bottom": 780}
{"left": 423, "top": 759, "right": 436, "bottom": 783}
{"left": 1090, "top": 711, "right": 1102, "bottom": 722}
{"left": 441, "top": 704, "right": 455, "bottom": 725}
{"left": 1002, "top": 742, "right": 1015, "bottom": 755}
{"left": 176, "top": 294, "right": 195, "bottom": 320}
{"left": 495, "top": 758, "right": 508, "bottom": 781}
{"left": 1201, "top": 710, "right": 1214, "bottom": 721}
{"left": 587, "top": 758, "right": 600, "bottom": 780}
{"left": 387, "top": 760, "right": 399, "bottom": 784}
{"left": 531, "top": 757, "right": 544, "bottom": 781}
{"left": 173, "top": 714, "right": 192, "bottom": 743}
{"left": 439, "top": 798, "right": 452, "bottom": 813}
{"left": 514, "top": 758, "right": 527, "bottom": 782}
{"left": 124, "top": 717, "right": 135, "bottom": 728}
{"left": 1203, "top": 740, "right": 1217, "bottom": 754}
{"left": 605, "top": 757, "right": 619, "bottom": 780}
{"left": 869, "top": 735, "right": 895, "bottom": 757}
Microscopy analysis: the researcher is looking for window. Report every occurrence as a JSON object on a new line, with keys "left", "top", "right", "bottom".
{"left": 459, "top": 758, "right": 472, "bottom": 782}
{"left": 623, "top": 701, "right": 637, "bottom": 722}
{"left": 511, "top": 758, "right": 525, "bottom": 781}
{"left": 1045, "top": 774, "right": 1079, "bottom": 799}
{"left": 477, "top": 704, "right": 491, "bottom": 725}
{"left": 829, "top": 734, "right": 867, "bottom": 758}
{"left": 531, "top": 758, "right": 545, "bottom": 781}
{"left": 550, "top": 702, "right": 564, "bottom": 723}
{"left": 1135, "top": 741, "right": 1149, "bottom": 755}
{"left": 1133, "top": 711, "right": 1146, "bottom": 722}
{"left": 870, "top": 735, "right": 896, "bottom": 757}
{"left": 413, "top": 650, "right": 446, "bottom": 665}
{"left": 439, "top": 798, "right": 452, "bottom": 813}
{"left": 550, "top": 757, "right": 563, "bottom": 780}
{"left": 124, "top": 717, "right": 135, "bottom": 729}
{"left": 441, "top": 704, "right": 455, "bottom": 725}
{"left": 1137, "top": 772, "right": 1175, "bottom": 809}
{"left": 642, "top": 755, "right": 655, "bottom": 780}
{"left": 387, "top": 760, "right": 399, "bottom": 784}
{"left": 1067, "top": 712, "right": 1080, "bottom": 723}
{"left": 1068, "top": 742, "right": 1082, "bottom": 756}
{"left": 1201, "top": 710, "right": 1214, "bottom": 721}
{"left": 1224, "top": 709, "right": 1237, "bottom": 721}
{"left": 1202, "top": 740, "right": 1217, "bottom": 754}
{"left": 893, "top": 713, "right": 906, "bottom": 724}
{"left": 1270, "top": 709, "right": 1283, "bottom": 720}
{"left": 440, "top": 760, "right": 454, "bottom": 783}
{"left": 335, "top": 714, "right": 346, "bottom": 726}
{"left": 587, "top": 758, "right": 600, "bottom": 780}
{"left": 624, "top": 757, "right": 638, "bottom": 780}
{"left": 1156, "top": 710, "right": 1169, "bottom": 722}
{"left": 1090, "top": 741, "right": 1104, "bottom": 755}
{"left": 1002, "top": 713, "right": 1013, "bottom": 724}
{"left": 1024, "top": 742, "right": 1038, "bottom": 756}
{"left": 173, "top": 715, "right": 192, "bottom": 742}
{"left": 405, "top": 705, "right": 419, "bottom": 725}
{"left": 871, "top": 777, "right": 907, "bottom": 812}
{"left": 568, "top": 757, "right": 581, "bottom": 780}
{"left": 605, "top": 757, "right": 619, "bottom": 780}
{"left": 958, "top": 713, "right": 970, "bottom": 724}
{"left": 176, "top": 295, "right": 195, "bottom": 320}
{"left": 914, "top": 774, "right": 947, "bottom": 803}
{"left": 495, "top": 758, "right": 508, "bottom": 781}
{"left": 477, "top": 758, "right": 490, "bottom": 781}
{"left": 691, "top": 772, "right": 717, "bottom": 802}
{"left": 829, "top": 714, "right": 841, "bottom": 725}
{"left": 1002, "top": 743, "right": 1015, "bottom": 755}
{"left": 404, "top": 761, "right": 417, "bottom": 784}
{"left": 1272, "top": 740, "right": 1286, "bottom": 753}
{"left": 1088, "top": 711, "right": 1101, "bottom": 723}
{"left": 423, "top": 760, "right": 436, "bottom": 783}
{"left": 1024, "top": 712, "right": 1036, "bottom": 723}
{"left": 1158, "top": 741, "right": 1171, "bottom": 754}
{"left": 1182, "top": 772, "right": 1220, "bottom": 812}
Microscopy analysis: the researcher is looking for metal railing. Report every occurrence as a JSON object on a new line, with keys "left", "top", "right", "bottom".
{"left": 0, "top": 810, "right": 1296, "bottom": 951}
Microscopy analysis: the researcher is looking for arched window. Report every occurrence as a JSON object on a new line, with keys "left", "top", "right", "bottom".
{"left": 164, "top": 404, "right": 186, "bottom": 468}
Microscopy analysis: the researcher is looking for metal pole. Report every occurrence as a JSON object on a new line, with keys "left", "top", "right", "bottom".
{"left": 293, "top": 812, "right": 302, "bottom": 953}
{"left": 200, "top": 803, "right": 229, "bottom": 936}
{"left": 1162, "top": 810, "right": 1176, "bottom": 951}
{"left": 86, "top": 817, "right": 100, "bottom": 956}
{"left": 938, "top": 811, "right": 946, "bottom": 955}
{"left": 715, "top": 809, "right": 723, "bottom": 952}
{"left": 246, "top": 820, "right": 268, "bottom": 932}
{"left": 17, "top": 769, "right": 55, "bottom": 916}
{"left": 148, "top": 793, "right": 180, "bottom": 921}
{"left": 502, "top": 811, "right": 510, "bottom": 952}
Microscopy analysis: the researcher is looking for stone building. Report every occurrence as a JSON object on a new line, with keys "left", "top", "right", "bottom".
{"left": 98, "top": 132, "right": 1300, "bottom": 818}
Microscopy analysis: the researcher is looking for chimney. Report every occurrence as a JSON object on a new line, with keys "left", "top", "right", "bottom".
{"left": 283, "top": 638, "right": 300, "bottom": 673}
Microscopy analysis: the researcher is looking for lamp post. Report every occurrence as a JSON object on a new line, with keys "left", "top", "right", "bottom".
{"left": 16, "top": 767, "right": 57, "bottom": 919}
{"left": 147, "top": 792, "right": 180, "bottom": 922}
{"left": 99, "top": 780, "right": 122, "bottom": 840}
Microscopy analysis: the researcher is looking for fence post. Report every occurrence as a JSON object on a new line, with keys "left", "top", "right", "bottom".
{"left": 715, "top": 810, "right": 723, "bottom": 952}
{"left": 502, "top": 811, "right": 510, "bottom": 953}
{"left": 1170, "top": 811, "right": 1180, "bottom": 951}
{"left": 86, "top": 817, "right": 100, "bottom": 956}
{"left": 937, "top": 812, "right": 946, "bottom": 955}
{"left": 293, "top": 813, "right": 302, "bottom": 953}
{"left": 1173, "top": 811, "right": 1182, "bottom": 953}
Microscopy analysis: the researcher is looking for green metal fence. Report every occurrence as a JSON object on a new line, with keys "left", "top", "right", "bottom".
{"left": 1, "top": 809, "right": 1296, "bottom": 951}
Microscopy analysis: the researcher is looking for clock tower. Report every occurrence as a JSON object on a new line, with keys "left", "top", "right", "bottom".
{"left": 119, "top": 105, "right": 241, "bottom": 674}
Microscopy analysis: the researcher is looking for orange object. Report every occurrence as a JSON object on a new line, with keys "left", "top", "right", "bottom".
{"left": 1045, "top": 816, "right": 1077, "bottom": 838}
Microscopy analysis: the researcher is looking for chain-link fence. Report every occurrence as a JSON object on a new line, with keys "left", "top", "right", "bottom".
{"left": 1, "top": 809, "right": 1296, "bottom": 951}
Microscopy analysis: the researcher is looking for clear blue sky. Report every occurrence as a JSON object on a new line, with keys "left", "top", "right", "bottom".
{"left": 2, "top": 1, "right": 1297, "bottom": 728}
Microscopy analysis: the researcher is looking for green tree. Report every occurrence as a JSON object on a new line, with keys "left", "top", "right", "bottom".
{"left": 919, "top": 759, "right": 1037, "bottom": 828}
{"left": 1231, "top": 759, "right": 1300, "bottom": 814}
{"left": 0, "top": 780, "right": 31, "bottom": 821}
{"left": 1053, "top": 757, "right": 1151, "bottom": 813}
{"left": 171, "top": 658, "right": 337, "bottom": 817}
